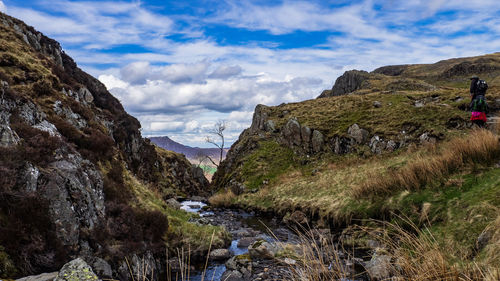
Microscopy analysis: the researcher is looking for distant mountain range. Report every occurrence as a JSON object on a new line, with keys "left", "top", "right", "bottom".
{"left": 149, "top": 136, "right": 228, "bottom": 163}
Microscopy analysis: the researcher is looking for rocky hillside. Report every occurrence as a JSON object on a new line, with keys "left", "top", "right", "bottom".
{"left": 149, "top": 136, "right": 228, "bottom": 163}
{"left": 0, "top": 12, "right": 226, "bottom": 280}
{"left": 211, "top": 53, "right": 500, "bottom": 274}
{"left": 214, "top": 53, "right": 500, "bottom": 192}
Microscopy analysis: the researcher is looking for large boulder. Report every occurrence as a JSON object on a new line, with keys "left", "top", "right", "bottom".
{"left": 54, "top": 258, "right": 100, "bottom": 281}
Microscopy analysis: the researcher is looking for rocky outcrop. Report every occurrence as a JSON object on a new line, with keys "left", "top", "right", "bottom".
{"left": 279, "top": 118, "right": 325, "bottom": 154}
{"left": 318, "top": 70, "right": 370, "bottom": 98}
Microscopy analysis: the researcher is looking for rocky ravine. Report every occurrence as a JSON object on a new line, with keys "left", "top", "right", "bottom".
{"left": 0, "top": 12, "right": 209, "bottom": 280}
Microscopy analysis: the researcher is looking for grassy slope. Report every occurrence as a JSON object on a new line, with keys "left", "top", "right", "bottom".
{"left": 211, "top": 53, "right": 500, "bottom": 271}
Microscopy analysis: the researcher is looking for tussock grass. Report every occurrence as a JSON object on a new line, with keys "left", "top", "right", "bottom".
{"left": 354, "top": 129, "right": 500, "bottom": 198}
{"left": 286, "top": 230, "right": 354, "bottom": 281}
{"left": 288, "top": 218, "right": 498, "bottom": 281}
{"left": 361, "top": 219, "right": 498, "bottom": 281}
{"left": 208, "top": 189, "right": 236, "bottom": 207}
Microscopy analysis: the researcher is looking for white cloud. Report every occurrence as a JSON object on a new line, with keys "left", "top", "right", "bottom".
{"left": 6, "top": 0, "right": 174, "bottom": 50}
{"left": 0, "top": 1, "right": 6, "bottom": 12}
{"left": 99, "top": 60, "right": 324, "bottom": 142}
{"left": 6, "top": 0, "right": 500, "bottom": 147}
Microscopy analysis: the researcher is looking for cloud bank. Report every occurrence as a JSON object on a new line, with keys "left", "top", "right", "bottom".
{"left": 4, "top": 0, "right": 500, "bottom": 146}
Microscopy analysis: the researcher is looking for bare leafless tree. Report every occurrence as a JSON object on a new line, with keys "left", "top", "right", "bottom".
{"left": 205, "top": 120, "right": 226, "bottom": 167}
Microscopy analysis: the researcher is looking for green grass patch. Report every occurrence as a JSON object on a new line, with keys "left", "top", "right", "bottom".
{"left": 241, "top": 140, "right": 295, "bottom": 190}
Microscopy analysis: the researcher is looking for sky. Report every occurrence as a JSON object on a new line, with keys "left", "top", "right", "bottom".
{"left": 2, "top": 0, "right": 500, "bottom": 147}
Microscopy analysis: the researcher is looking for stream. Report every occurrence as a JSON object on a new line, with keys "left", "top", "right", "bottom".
{"left": 177, "top": 200, "right": 368, "bottom": 281}
{"left": 178, "top": 200, "right": 297, "bottom": 281}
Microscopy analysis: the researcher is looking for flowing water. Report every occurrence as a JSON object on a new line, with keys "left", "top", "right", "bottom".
{"left": 177, "top": 200, "right": 291, "bottom": 281}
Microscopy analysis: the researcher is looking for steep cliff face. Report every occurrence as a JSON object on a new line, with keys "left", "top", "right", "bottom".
{"left": 0, "top": 12, "right": 209, "bottom": 278}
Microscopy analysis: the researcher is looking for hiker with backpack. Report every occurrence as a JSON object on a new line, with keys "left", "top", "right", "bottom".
{"left": 469, "top": 76, "right": 488, "bottom": 128}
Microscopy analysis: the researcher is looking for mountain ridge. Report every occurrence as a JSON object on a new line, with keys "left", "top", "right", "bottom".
{"left": 149, "top": 136, "right": 228, "bottom": 163}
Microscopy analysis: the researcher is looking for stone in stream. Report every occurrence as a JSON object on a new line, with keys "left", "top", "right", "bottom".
{"left": 248, "top": 239, "right": 279, "bottom": 259}
{"left": 224, "top": 254, "right": 253, "bottom": 280}
{"left": 237, "top": 237, "right": 258, "bottom": 248}
{"left": 221, "top": 270, "right": 244, "bottom": 281}
{"left": 209, "top": 248, "right": 231, "bottom": 261}
{"left": 364, "top": 250, "right": 393, "bottom": 280}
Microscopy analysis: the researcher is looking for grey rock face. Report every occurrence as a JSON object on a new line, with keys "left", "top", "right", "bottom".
{"left": 264, "top": 120, "right": 276, "bottom": 132}
{"left": 300, "top": 125, "right": 312, "bottom": 150}
{"left": 0, "top": 121, "right": 20, "bottom": 147}
{"left": 282, "top": 118, "right": 302, "bottom": 147}
{"left": 348, "top": 123, "right": 369, "bottom": 144}
{"left": 311, "top": 130, "right": 324, "bottom": 153}
{"left": 79, "top": 87, "right": 94, "bottom": 104}
{"left": 22, "top": 162, "right": 40, "bottom": 192}
{"left": 53, "top": 100, "right": 87, "bottom": 129}
{"left": 0, "top": 96, "right": 20, "bottom": 147}
{"left": 87, "top": 257, "right": 113, "bottom": 279}
{"left": 318, "top": 70, "right": 370, "bottom": 98}
{"left": 250, "top": 104, "right": 269, "bottom": 133}
{"left": 33, "top": 120, "right": 60, "bottom": 137}
{"left": 54, "top": 258, "right": 100, "bottom": 281}
{"left": 4, "top": 17, "right": 64, "bottom": 67}
{"left": 42, "top": 153, "right": 105, "bottom": 247}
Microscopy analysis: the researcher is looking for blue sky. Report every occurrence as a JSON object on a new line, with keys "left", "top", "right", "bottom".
{"left": 2, "top": 0, "right": 500, "bottom": 147}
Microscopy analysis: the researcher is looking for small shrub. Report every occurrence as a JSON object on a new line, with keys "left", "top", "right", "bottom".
{"left": 10, "top": 121, "right": 63, "bottom": 166}
{"left": 0, "top": 192, "right": 67, "bottom": 276}
{"left": 92, "top": 202, "right": 168, "bottom": 256}
{"left": 32, "top": 79, "right": 53, "bottom": 96}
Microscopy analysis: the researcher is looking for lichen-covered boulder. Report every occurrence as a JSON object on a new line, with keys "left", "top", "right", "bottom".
{"left": 54, "top": 258, "right": 100, "bottom": 281}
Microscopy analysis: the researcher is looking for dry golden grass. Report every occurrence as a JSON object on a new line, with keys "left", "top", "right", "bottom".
{"left": 353, "top": 129, "right": 500, "bottom": 198}
{"left": 363, "top": 218, "right": 498, "bottom": 281}
{"left": 481, "top": 215, "right": 500, "bottom": 271}
{"left": 208, "top": 189, "right": 236, "bottom": 207}
{"left": 286, "top": 230, "right": 353, "bottom": 281}
{"left": 288, "top": 218, "right": 498, "bottom": 281}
